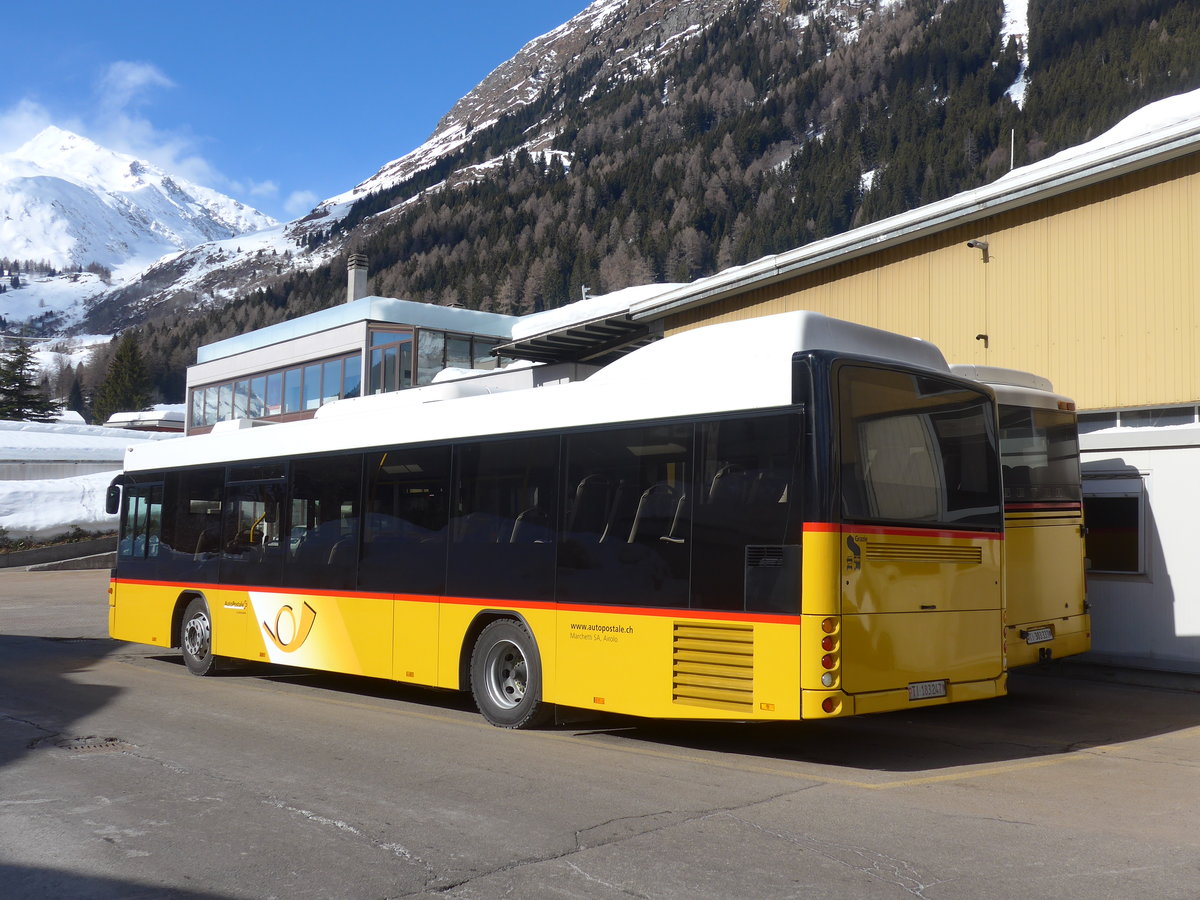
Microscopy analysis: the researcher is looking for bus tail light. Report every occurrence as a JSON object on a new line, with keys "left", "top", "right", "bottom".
{"left": 822, "top": 697, "right": 839, "bottom": 714}
{"left": 821, "top": 653, "right": 835, "bottom": 669}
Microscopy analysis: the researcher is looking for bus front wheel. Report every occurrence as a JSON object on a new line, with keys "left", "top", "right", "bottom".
{"left": 469, "top": 619, "right": 551, "bottom": 729}
{"left": 181, "top": 597, "right": 217, "bottom": 676}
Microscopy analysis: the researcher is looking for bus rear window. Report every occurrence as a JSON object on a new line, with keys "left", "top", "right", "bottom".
{"left": 998, "top": 406, "right": 1081, "bottom": 503}
{"left": 839, "top": 366, "right": 1001, "bottom": 529}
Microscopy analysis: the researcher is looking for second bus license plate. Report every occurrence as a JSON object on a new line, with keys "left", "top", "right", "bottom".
{"left": 908, "top": 680, "right": 948, "bottom": 701}
{"left": 1025, "top": 626, "right": 1054, "bottom": 644}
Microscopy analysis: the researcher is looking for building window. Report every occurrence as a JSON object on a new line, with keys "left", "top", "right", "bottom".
{"left": 1079, "top": 406, "right": 1198, "bottom": 432}
{"left": 1083, "top": 474, "right": 1146, "bottom": 575}
{"left": 1119, "top": 407, "right": 1197, "bottom": 428}
{"left": 410, "top": 329, "right": 502, "bottom": 385}
{"left": 249, "top": 376, "right": 267, "bottom": 417}
{"left": 303, "top": 363, "right": 322, "bottom": 410}
{"left": 266, "top": 372, "right": 283, "bottom": 415}
{"left": 343, "top": 353, "right": 361, "bottom": 399}
{"left": 417, "top": 331, "right": 445, "bottom": 384}
{"left": 369, "top": 329, "right": 413, "bottom": 394}
{"left": 283, "top": 367, "right": 302, "bottom": 413}
{"left": 190, "top": 351, "right": 364, "bottom": 430}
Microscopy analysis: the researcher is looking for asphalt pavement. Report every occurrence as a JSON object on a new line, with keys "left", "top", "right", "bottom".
{"left": 2, "top": 568, "right": 1198, "bottom": 899}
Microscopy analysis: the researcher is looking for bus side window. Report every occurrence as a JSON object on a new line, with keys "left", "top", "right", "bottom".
{"left": 359, "top": 446, "right": 451, "bottom": 595}
{"left": 692, "top": 414, "right": 800, "bottom": 612}
{"left": 285, "top": 455, "right": 363, "bottom": 591}
{"left": 558, "top": 423, "right": 691, "bottom": 608}
{"left": 446, "top": 436, "right": 558, "bottom": 603}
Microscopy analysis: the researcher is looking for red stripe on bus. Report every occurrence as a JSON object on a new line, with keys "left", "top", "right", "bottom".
{"left": 803, "top": 522, "right": 1002, "bottom": 541}
{"left": 110, "top": 578, "right": 800, "bottom": 624}
{"left": 1004, "top": 502, "right": 1083, "bottom": 512}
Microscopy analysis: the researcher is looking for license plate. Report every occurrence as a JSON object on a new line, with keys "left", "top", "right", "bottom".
{"left": 1025, "top": 626, "right": 1054, "bottom": 645}
{"left": 908, "top": 680, "right": 947, "bottom": 701}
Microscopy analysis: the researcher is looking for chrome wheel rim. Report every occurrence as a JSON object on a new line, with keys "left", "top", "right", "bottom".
{"left": 183, "top": 611, "right": 211, "bottom": 661}
{"left": 482, "top": 639, "right": 527, "bottom": 710}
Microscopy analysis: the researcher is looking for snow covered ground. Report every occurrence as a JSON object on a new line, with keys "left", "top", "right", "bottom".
{"left": 0, "top": 420, "right": 179, "bottom": 540}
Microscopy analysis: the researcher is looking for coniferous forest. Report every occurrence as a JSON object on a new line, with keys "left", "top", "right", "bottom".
{"left": 125, "top": 0, "right": 1200, "bottom": 403}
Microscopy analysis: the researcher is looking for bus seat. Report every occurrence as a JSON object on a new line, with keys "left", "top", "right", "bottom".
{"left": 565, "top": 474, "right": 611, "bottom": 537}
{"left": 600, "top": 480, "right": 636, "bottom": 543}
{"left": 511, "top": 507, "right": 552, "bottom": 543}
{"left": 628, "top": 482, "right": 681, "bottom": 543}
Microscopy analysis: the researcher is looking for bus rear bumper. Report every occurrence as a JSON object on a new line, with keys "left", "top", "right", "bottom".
{"left": 1007, "top": 615, "right": 1091, "bottom": 667}
{"left": 806, "top": 674, "right": 1008, "bottom": 718}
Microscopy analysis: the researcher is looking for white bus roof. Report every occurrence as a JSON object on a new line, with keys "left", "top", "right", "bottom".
{"left": 126, "top": 311, "right": 954, "bottom": 473}
{"left": 949, "top": 364, "right": 1073, "bottom": 412}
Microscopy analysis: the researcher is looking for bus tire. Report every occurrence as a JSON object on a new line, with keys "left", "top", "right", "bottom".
{"left": 181, "top": 596, "right": 217, "bottom": 676}
{"left": 469, "top": 619, "right": 551, "bottom": 729}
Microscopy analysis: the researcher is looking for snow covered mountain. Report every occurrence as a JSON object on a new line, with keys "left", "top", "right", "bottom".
{"left": 0, "top": 126, "right": 276, "bottom": 273}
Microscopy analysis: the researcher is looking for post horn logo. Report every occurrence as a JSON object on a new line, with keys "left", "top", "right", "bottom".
{"left": 263, "top": 602, "right": 317, "bottom": 652}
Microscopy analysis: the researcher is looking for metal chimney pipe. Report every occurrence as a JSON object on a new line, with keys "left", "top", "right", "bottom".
{"left": 347, "top": 253, "right": 368, "bottom": 303}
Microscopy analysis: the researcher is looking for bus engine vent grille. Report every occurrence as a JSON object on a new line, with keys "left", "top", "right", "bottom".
{"left": 864, "top": 543, "right": 982, "bottom": 564}
{"left": 672, "top": 621, "right": 754, "bottom": 712}
{"left": 746, "top": 545, "right": 786, "bottom": 567}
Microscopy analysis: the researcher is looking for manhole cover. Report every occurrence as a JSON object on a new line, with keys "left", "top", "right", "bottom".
{"left": 32, "top": 736, "right": 134, "bottom": 753}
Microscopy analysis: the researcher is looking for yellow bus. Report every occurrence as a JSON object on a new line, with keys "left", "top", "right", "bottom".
{"left": 108, "top": 311, "right": 1006, "bottom": 727}
{"left": 952, "top": 365, "right": 1089, "bottom": 666}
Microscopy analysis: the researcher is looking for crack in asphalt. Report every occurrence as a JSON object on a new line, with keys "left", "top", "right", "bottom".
{"left": 724, "top": 811, "right": 947, "bottom": 898}
{"left": 411, "top": 783, "right": 832, "bottom": 898}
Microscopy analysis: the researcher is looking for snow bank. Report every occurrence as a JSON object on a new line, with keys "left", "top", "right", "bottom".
{"left": 0, "top": 419, "right": 179, "bottom": 538}
{"left": 0, "top": 470, "right": 116, "bottom": 540}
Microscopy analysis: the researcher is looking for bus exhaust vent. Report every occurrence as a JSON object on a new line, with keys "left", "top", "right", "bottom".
{"left": 746, "top": 545, "right": 785, "bottom": 566}
{"left": 672, "top": 621, "right": 754, "bottom": 712}
{"left": 865, "top": 543, "right": 982, "bottom": 564}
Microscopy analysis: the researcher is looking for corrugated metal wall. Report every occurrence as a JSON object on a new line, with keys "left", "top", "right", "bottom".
{"left": 666, "top": 153, "right": 1200, "bottom": 410}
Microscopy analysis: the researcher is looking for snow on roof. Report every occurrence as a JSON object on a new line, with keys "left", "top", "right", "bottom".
{"left": 0, "top": 419, "right": 178, "bottom": 462}
{"left": 106, "top": 405, "right": 186, "bottom": 427}
{"left": 125, "top": 311, "right": 951, "bottom": 475}
{"left": 509, "top": 283, "right": 686, "bottom": 340}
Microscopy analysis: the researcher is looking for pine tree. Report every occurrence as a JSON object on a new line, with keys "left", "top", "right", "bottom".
{"left": 0, "top": 340, "right": 58, "bottom": 422}
{"left": 67, "top": 374, "right": 89, "bottom": 424}
{"left": 92, "top": 332, "right": 153, "bottom": 426}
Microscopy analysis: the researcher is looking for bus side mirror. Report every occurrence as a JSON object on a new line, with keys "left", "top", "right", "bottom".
{"left": 105, "top": 484, "right": 122, "bottom": 516}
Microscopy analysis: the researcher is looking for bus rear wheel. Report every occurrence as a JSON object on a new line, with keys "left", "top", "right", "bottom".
{"left": 470, "top": 619, "right": 551, "bottom": 729}
{"left": 181, "top": 597, "right": 217, "bottom": 676}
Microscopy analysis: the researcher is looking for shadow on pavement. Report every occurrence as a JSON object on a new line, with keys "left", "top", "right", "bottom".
{"left": 139, "top": 648, "right": 1200, "bottom": 775}
{"left": 591, "top": 664, "right": 1200, "bottom": 772}
{"left": 0, "top": 864, "right": 238, "bottom": 900}
{"left": 0, "top": 635, "right": 123, "bottom": 771}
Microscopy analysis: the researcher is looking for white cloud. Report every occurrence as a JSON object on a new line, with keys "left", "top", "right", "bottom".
{"left": 249, "top": 180, "right": 279, "bottom": 198}
{"left": 96, "top": 61, "right": 175, "bottom": 116}
{"left": 0, "top": 99, "right": 69, "bottom": 153}
{"left": 284, "top": 190, "right": 319, "bottom": 217}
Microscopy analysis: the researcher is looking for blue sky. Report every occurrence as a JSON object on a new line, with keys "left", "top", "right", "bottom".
{"left": 1, "top": 1, "right": 588, "bottom": 221}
